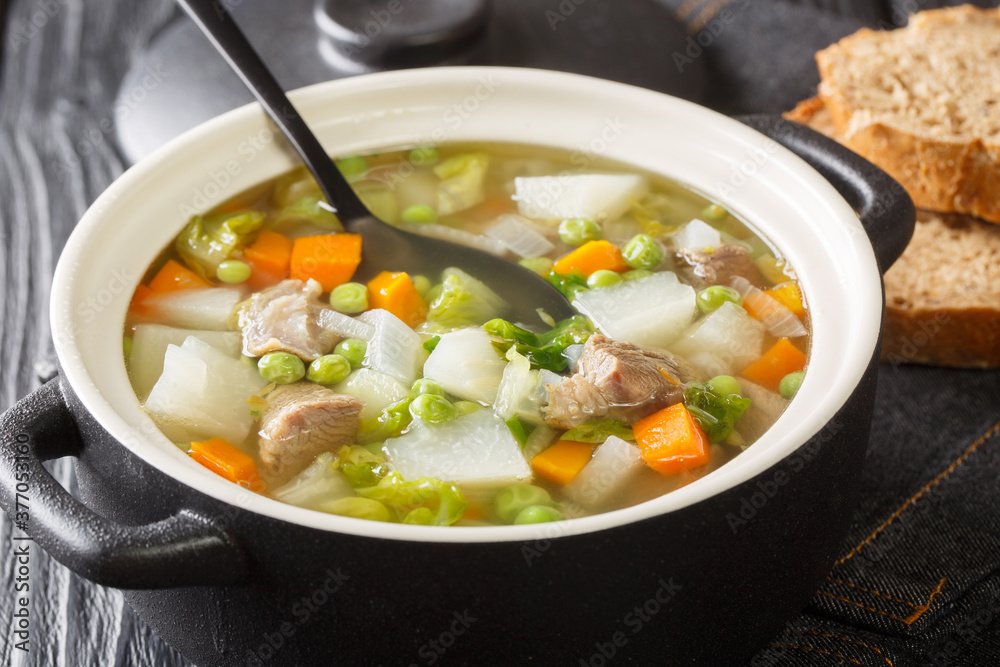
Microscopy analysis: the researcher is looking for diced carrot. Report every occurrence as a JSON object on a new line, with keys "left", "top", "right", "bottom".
{"left": 216, "top": 199, "right": 249, "bottom": 214}
{"left": 148, "top": 259, "right": 212, "bottom": 293}
{"left": 531, "top": 440, "right": 595, "bottom": 486}
{"left": 367, "top": 271, "right": 427, "bottom": 327}
{"left": 461, "top": 504, "right": 485, "bottom": 522}
{"left": 189, "top": 437, "right": 265, "bottom": 493}
{"left": 246, "top": 265, "right": 285, "bottom": 291}
{"left": 552, "top": 240, "right": 629, "bottom": 277}
{"left": 478, "top": 198, "right": 510, "bottom": 215}
{"left": 633, "top": 403, "right": 710, "bottom": 476}
{"left": 765, "top": 281, "right": 806, "bottom": 318}
{"left": 740, "top": 337, "right": 806, "bottom": 392}
{"left": 245, "top": 229, "right": 293, "bottom": 289}
{"left": 245, "top": 229, "right": 292, "bottom": 276}
{"left": 289, "top": 233, "right": 362, "bottom": 291}
{"left": 129, "top": 284, "right": 155, "bottom": 318}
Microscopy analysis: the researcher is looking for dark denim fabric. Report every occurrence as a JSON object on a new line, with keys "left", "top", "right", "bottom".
{"left": 654, "top": 0, "right": 1000, "bottom": 663}
{"left": 751, "top": 366, "right": 1000, "bottom": 665}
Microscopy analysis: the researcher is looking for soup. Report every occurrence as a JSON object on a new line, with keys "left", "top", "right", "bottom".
{"left": 124, "top": 143, "right": 810, "bottom": 527}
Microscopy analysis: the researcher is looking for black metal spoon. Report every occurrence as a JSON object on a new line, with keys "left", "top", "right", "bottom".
{"left": 176, "top": 0, "right": 575, "bottom": 325}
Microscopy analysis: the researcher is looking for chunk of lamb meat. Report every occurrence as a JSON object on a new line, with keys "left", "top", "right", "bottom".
{"left": 677, "top": 244, "right": 766, "bottom": 289}
{"left": 257, "top": 383, "right": 363, "bottom": 487}
{"left": 544, "top": 334, "right": 702, "bottom": 430}
{"left": 238, "top": 279, "right": 341, "bottom": 360}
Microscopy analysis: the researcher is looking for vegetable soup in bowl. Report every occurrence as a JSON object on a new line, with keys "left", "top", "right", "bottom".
{"left": 126, "top": 142, "right": 812, "bottom": 528}
{"left": 1, "top": 67, "right": 912, "bottom": 665}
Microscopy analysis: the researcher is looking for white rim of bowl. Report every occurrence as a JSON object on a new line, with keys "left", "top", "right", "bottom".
{"left": 51, "top": 67, "right": 882, "bottom": 543}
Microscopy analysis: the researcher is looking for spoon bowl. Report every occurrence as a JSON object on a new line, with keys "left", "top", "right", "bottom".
{"left": 176, "top": 0, "right": 575, "bottom": 325}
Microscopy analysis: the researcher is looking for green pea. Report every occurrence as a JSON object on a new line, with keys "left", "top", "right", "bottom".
{"left": 410, "top": 378, "right": 444, "bottom": 397}
{"left": 622, "top": 234, "right": 664, "bottom": 270}
{"left": 622, "top": 269, "right": 653, "bottom": 281}
{"left": 329, "top": 282, "right": 368, "bottom": 314}
{"left": 696, "top": 285, "right": 742, "bottom": 314}
{"left": 408, "top": 146, "right": 439, "bottom": 166}
{"left": 708, "top": 375, "right": 742, "bottom": 397}
{"left": 216, "top": 259, "right": 252, "bottom": 284}
{"left": 334, "top": 339, "right": 367, "bottom": 368}
{"left": 320, "top": 496, "right": 391, "bottom": 522}
{"left": 558, "top": 218, "right": 601, "bottom": 247}
{"left": 494, "top": 485, "right": 553, "bottom": 524}
{"left": 123, "top": 336, "right": 133, "bottom": 359}
{"left": 335, "top": 156, "right": 368, "bottom": 179}
{"left": 307, "top": 354, "right": 352, "bottom": 385}
{"left": 409, "top": 393, "right": 459, "bottom": 424}
{"left": 700, "top": 203, "right": 729, "bottom": 222}
{"left": 586, "top": 269, "right": 623, "bottom": 289}
{"left": 258, "top": 352, "right": 305, "bottom": 384}
{"left": 400, "top": 204, "right": 438, "bottom": 225}
{"left": 514, "top": 505, "right": 564, "bottom": 525}
{"left": 453, "top": 401, "right": 481, "bottom": 416}
{"left": 779, "top": 370, "right": 805, "bottom": 399}
{"left": 403, "top": 507, "right": 436, "bottom": 525}
{"left": 411, "top": 274, "right": 432, "bottom": 296}
{"left": 519, "top": 257, "right": 554, "bottom": 276}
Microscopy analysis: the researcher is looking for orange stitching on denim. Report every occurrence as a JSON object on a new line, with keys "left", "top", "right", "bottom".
{"left": 817, "top": 590, "right": 910, "bottom": 622}
{"left": 817, "top": 577, "right": 947, "bottom": 626}
{"left": 903, "top": 577, "right": 947, "bottom": 624}
{"left": 772, "top": 644, "right": 861, "bottom": 665}
{"left": 836, "top": 419, "right": 1000, "bottom": 565}
{"left": 785, "top": 628, "right": 894, "bottom": 666}
{"left": 690, "top": 0, "right": 731, "bottom": 31}
{"left": 824, "top": 577, "right": 918, "bottom": 608}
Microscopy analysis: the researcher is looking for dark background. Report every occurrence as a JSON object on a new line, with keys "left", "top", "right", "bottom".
{"left": 1, "top": 0, "right": 999, "bottom": 665}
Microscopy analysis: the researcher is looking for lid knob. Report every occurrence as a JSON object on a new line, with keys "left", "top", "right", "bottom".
{"left": 315, "top": 0, "right": 490, "bottom": 69}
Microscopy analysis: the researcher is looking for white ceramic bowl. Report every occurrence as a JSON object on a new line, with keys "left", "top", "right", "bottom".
{"left": 54, "top": 66, "right": 881, "bottom": 541}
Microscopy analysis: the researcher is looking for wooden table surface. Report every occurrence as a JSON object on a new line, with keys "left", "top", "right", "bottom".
{"left": 1, "top": 1, "right": 996, "bottom": 666}
{"left": 0, "top": 0, "right": 189, "bottom": 664}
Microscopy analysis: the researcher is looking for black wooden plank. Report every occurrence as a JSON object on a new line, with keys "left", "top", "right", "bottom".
{"left": 0, "top": 1, "right": 188, "bottom": 664}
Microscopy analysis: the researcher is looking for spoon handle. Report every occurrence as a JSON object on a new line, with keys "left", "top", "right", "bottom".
{"left": 175, "top": 0, "right": 369, "bottom": 222}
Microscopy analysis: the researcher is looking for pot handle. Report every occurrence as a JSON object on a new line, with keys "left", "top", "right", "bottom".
{"left": 737, "top": 114, "right": 915, "bottom": 273}
{"left": 0, "top": 379, "right": 248, "bottom": 589}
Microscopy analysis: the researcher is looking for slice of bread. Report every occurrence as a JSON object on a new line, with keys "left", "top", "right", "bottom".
{"left": 787, "top": 96, "right": 1000, "bottom": 367}
{"left": 881, "top": 210, "right": 1000, "bottom": 367}
{"left": 811, "top": 5, "right": 1000, "bottom": 223}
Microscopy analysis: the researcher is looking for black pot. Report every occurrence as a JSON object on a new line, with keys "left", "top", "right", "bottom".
{"left": 0, "top": 71, "right": 913, "bottom": 665}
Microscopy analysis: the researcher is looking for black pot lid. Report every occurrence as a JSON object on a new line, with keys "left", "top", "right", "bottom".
{"left": 116, "top": 0, "right": 705, "bottom": 162}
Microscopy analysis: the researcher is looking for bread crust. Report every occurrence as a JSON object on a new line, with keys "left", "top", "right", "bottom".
{"left": 812, "top": 6, "right": 1000, "bottom": 224}
{"left": 881, "top": 307, "right": 1000, "bottom": 368}
{"left": 784, "top": 98, "right": 1000, "bottom": 368}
